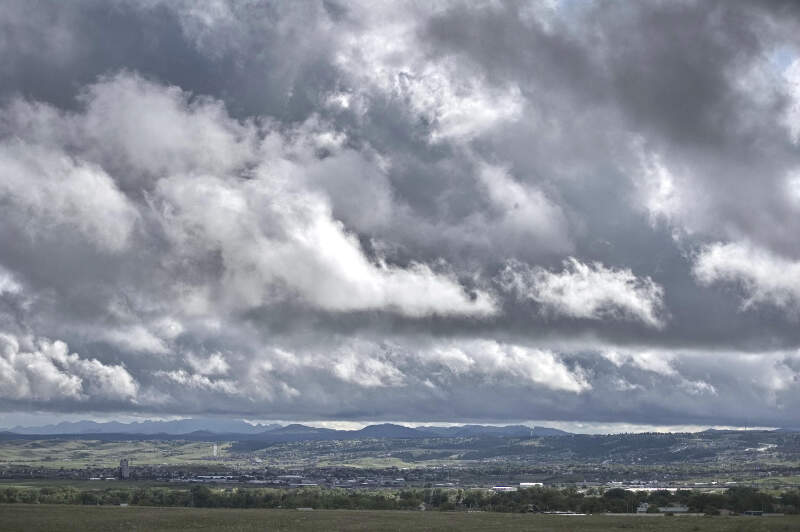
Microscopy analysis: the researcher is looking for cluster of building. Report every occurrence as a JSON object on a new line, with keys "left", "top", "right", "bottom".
{"left": 635, "top": 502, "right": 691, "bottom": 513}
{"left": 183, "top": 472, "right": 411, "bottom": 488}
{"left": 491, "top": 482, "right": 544, "bottom": 492}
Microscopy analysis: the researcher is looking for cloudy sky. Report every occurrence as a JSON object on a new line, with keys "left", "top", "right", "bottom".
{"left": 1, "top": 0, "right": 800, "bottom": 430}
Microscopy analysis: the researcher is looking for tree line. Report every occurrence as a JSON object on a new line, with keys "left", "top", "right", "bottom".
{"left": 1, "top": 485, "right": 799, "bottom": 514}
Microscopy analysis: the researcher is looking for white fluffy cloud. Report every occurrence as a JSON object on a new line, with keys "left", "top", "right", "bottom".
{"left": 634, "top": 146, "right": 692, "bottom": 230}
{"left": 264, "top": 337, "right": 591, "bottom": 394}
{"left": 603, "top": 349, "right": 677, "bottom": 376}
{"left": 155, "top": 171, "right": 496, "bottom": 317}
{"left": 0, "top": 334, "right": 138, "bottom": 402}
{"left": 602, "top": 346, "right": 800, "bottom": 407}
{"left": 186, "top": 352, "right": 230, "bottom": 376}
{"left": 333, "top": 353, "right": 405, "bottom": 388}
{"left": 601, "top": 348, "right": 717, "bottom": 397}
{"left": 0, "top": 73, "right": 496, "bottom": 319}
{"left": 0, "top": 266, "right": 21, "bottom": 296}
{"left": 426, "top": 339, "right": 590, "bottom": 393}
{"left": 129, "top": 75, "right": 495, "bottom": 318}
{"left": 501, "top": 258, "right": 666, "bottom": 328}
{"left": 102, "top": 325, "right": 171, "bottom": 355}
{"left": 784, "top": 57, "right": 800, "bottom": 144}
{"left": 150, "top": 337, "right": 591, "bottom": 407}
{"left": 0, "top": 141, "right": 138, "bottom": 252}
{"left": 694, "top": 241, "right": 800, "bottom": 313}
{"left": 154, "top": 369, "right": 238, "bottom": 395}
{"left": 78, "top": 73, "right": 257, "bottom": 182}
{"left": 334, "top": 4, "right": 524, "bottom": 142}
{"left": 475, "top": 163, "right": 572, "bottom": 253}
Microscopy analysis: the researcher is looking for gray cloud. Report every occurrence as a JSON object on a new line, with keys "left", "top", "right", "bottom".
{"left": 0, "top": 0, "right": 798, "bottom": 427}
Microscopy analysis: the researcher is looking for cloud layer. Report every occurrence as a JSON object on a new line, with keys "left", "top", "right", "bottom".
{"left": 0, "top": 0, "right": 799, "bottom": 427}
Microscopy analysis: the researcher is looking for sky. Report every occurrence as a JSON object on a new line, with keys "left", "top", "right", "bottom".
{"left": 1, "top": 0, "right": 800, "bottom": 430}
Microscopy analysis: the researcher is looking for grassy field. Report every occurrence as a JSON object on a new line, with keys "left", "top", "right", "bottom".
{"left": 0, "top": 478, "right": 193, "bottom": 490}
{"left": 0, "top": 505, "right": 798, "bottom": 531}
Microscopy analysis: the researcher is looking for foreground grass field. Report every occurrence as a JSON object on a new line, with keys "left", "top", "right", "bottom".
{"left": 0, "top": 505, "right": 798, "bottom": 531}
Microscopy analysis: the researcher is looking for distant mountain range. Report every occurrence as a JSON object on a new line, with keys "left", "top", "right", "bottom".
{"left": 0, "top": 419, "right": 570, "bottom": 442}
{"left": 0, "top": 424, "right": 794, "bottom": 467}
{"left": 417, "top": 425, "right": 569, "bottom": 438}
{"left": 3, "top": 418, "right": 280, "bottom": 435}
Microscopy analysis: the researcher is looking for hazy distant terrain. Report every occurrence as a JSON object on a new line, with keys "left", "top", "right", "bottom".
{"left": 1, "top": 425, "right": 799, "bottom": 527}
{"left": 1, "top": 423, "right": 799, "bottom": 487}
{"left": 2, "top": 419, "right": 281, "bottom": 435}
{"left": 0, "top": 419, "right": 568, "bottom": 438}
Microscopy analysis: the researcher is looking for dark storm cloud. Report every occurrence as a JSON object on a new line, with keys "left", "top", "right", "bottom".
{"left": 417, "top": 0, "right": 800, "bottom": 344}
{"left": 0, "top": 0, "right": 341, "bottom": 119}
{"left": 0, "top": 0, "right": 799, "bottom": 426}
